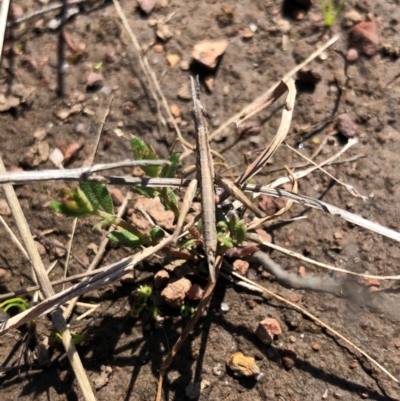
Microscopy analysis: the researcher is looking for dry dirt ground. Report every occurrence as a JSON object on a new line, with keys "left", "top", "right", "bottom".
{"left": 1, "top": 0, "right": 400, "bottom": 400}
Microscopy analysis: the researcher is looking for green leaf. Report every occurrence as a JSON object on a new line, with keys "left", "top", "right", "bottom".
{"left": 217, "top": 234, "right": 233, "bottom": 249}
{"left": 180, "top": 238, "right": 198, "bottom": 249}
{"left": 80, "top": 182, "right": 114, "bottom": 214}
{"left": 107, "top": 230, "right": 143, "bottom": 248}
{"left": 93, "top": 216, "right": 116, "bottom": 231}
{"left": 235, "top": 221, "right": 246, "bottom": 244}
{"left": 0, "top": 297, "right": 29, "bottom": 313}
{"left": 150, "top": 227, "right": 165, "bottom": 241}
{"left": 159, "top": 187, "right": 179, "bottom": 215}
{"left": 160, "top": 152, "right": 181, "bottom": 178}
{"left": 131, "top": 137, "right": 161, "bottom": 178}
{"left": 131, "top": 186, "right": 160, "bottom": 199}
{"left": 49, "top": 188, "right": 94, "bottom": 217}
{"left": 217, "top": 220, "right": 229, "bottom": 230}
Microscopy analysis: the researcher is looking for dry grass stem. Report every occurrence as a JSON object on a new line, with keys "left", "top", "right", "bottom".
{"left": 209, "top": 34, "right": 340, "bottom": 141}
{"left": 248, "top": 234, "right": 400, "bottom": 280}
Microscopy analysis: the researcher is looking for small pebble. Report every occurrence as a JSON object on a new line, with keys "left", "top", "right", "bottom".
{"left": 0, "top": 268, "right": 11, "bottom": 282}
{"left": 0, "top": 199, "right": 11, "bottom": 216}
{"left": 49, "top": 148, "right": 64, "bottom": 166}
{"left": 347, "top": 48, "right": 359, "bottom": 62}
{"left": 220, "top": 302, "right": 230, "bottom": 312}
{"left": 255, "top": 318, "right": 282, "bottom": 345}
{"left": 312, "top": 343, "right": 320, "bottom": 352}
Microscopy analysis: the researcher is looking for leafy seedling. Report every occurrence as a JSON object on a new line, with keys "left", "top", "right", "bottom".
{"left": 0, "top": 297, "right": 30, "bottom": 313}
{"left": 130, "top": 285, "right": 159, "bottom": 319}
{"left": 50, "top": 182, "right": 152, "bottom": 248}
{"left": 181, "top": 303, "right": 196, "bottom": 317}
{"left": 321, "top": 0, "right": 346, "bottom": 27}
{"left": 131, "top": 137, "right": 181, "bottom": 217}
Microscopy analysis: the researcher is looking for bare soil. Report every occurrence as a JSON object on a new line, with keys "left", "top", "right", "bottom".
{"left": 1, "top": 1, "right": 400, "bottom": 400}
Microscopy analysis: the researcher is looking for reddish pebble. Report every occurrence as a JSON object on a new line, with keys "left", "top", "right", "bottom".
{"left": 312, "top": 343, "right": 320, "bottom": 352}
{"left": 255, "top": 228, "right": 272, "bottom": 243}
{"left": 186, "top": 284, "right": 204, "bottom": 300}
{"left": 161, "top": 277, "right": 192, "bottom": 308}
{"left": 351, "top": 21, "right": 379, "bottom": 56}
{"left": 153, "top": 44, "right": 164, "bottom": 53}
{"left": 347, "top": 48, "right": 359, "bottom": 62}
{"left": 349, "top": 361, "right": 358, "bottom": 369}
{"left": 233, "top": 259, "right": 250, "bottom": 276}
{"left": 298, "top": 266, "right": 306, "bottom": 277}
{"left": 289, "top": 295, "right": 300, "bottom": 303}
{"left": 255, "top": 318, "right": 282, "bottom": 345}
{"left": 360, "top": 393, "right": 368, "bottom": 399}
{"left": 337, "top": 113, "right": 357, "bottom": 138}
{"left": 282, "top": 344, "right": 296, "bottom": 370}
{"left": 394, "top": 342, "right": 400, "bottom": 349}
{"left": 0, "top": 268, "right": 11, "bottom": 283}
{"left": 63, "top": 142, "right": 81, "bottom": 162}
{"left": 86, "top": 71, "right": 103, "bottom": 88}
{"left": 0, "top": 198, "right": 11, "bottom": 216}
{"left": 364, "top": 278, "right": 380, "bottom": 287}
{"left": 137, "top": 0, "right": 156, "bottom": 14}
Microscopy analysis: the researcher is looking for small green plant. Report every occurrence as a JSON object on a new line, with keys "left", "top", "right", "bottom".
{"left": 130, "top": 284, "right": 159, "bottom": 319}
{"left": 216, "top": 213, "right": 247, "bottom": 252}
{"left": 0, "top": 297, "right": 30, "bottom": 313}
{"left": 321, "top": 0, "right": 346, "bottom": 27}
{"left": 181, "top": 303, "right": 196, "bottom": 317}
{"left": 53, "top": 332, "right": 85, "bottom": 345}
{"left": 49, "top": 137, "right": 180, "bottom": 249}
{"left": 49, "top": 136, "right": 247, "bottom": 269}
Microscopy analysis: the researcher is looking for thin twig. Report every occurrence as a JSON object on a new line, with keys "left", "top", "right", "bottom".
{"left": 87, "top": 95, "right": 114, "bottom": 165}
{"left": 1, "top": 172, "right": 399, "bottom": 243}
{"left": 247, "top": 233, "right": 400, "bottom": 280}
{"left": 0, "top": 159, "right": 170, "bottom": 185}
{"left": 6, "top": 0, "right": 87, "bottom": 27}
{"left": 191, "top": 77, "right": 217, "bottom": 283}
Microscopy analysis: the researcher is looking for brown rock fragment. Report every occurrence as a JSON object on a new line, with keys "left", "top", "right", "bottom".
{"left": 192, "top": 39, "right": 228, "bottom": 69}
{"left": 137, "top": 0, "right": 156, "bottom": 14}
{"left": 161, "top": 277, "right": 191, "bottom": 308}
{"left": 187, "top": 284, "right": 204, "bottom": 300}
{"left": 154, "top": 269, "right": 170, "bottom": 289}
{"left": 351, "top": 21, "right": 379, "bottom": 56}
{"left": 282, "top": 344, "right": 296, "bottom": 370}
{"left": 0, "top": 199, "right": 11, "bottom": 216}
{"left": 233, "top": 259, "right": 250, "bottom": 276}
{"left": 364, "top": 278, "right": 380, "bottom": 288}
{"left": 255, "top": 318, "right": 282, "bottom": 345}
{"left": 226, "top": 352, "right": 260, "bottom": 377}
{"left": 0, "top": 268, "right": 11, "bottom": 282}
{"left": 337, "top": 113, "right": 357, "bottom": 138}
{"left": 86, "top": 72, "right": 103, "bottom": 88}
{"left": 109, "top": 188, "right": 125, "bottom": 206}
